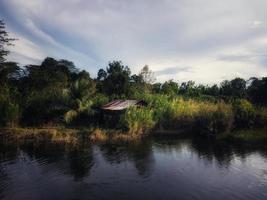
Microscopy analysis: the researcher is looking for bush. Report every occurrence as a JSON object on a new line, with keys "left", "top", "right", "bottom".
{"left": 160, "top": 99, "right": 233, "bottom": 134}
{"left": 232, "top": 99, "right": 256, "bottom": 128}
{"left": 129, "top": 94, "right": 234, "bottom": 134}
{"left": 194, "top": 102, "right": 233, "bottom": 134}
{"left": 119, "top": 107, "right": 155, "bottom": 135}
{"left": 22, "top": 88, "right": 68, "bottom": 126}
{"left": 0, "top": 86, "right": 20, "bottom": 127}
{"left": 161, "top": 99, "right": 198, "bottom": 129}
{"left": 255, "top": 107, "right": 267, "bottom": 128}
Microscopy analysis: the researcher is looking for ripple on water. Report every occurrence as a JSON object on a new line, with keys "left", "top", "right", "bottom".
{"left": 0, "top": 139, "right": 267, "bottom": 200}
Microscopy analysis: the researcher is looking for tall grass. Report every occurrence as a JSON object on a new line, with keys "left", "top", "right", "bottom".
{"left": 159, "top": 99, "right": 233, "bottom": 134}
{"left": 119, "top": 94, "right": 235, "bottom": 135}
{"left": 120, "top": 107, "right": 155, "bottom": 135}
{"left": 232, "top": 99, "right": 257, "bottom": 128}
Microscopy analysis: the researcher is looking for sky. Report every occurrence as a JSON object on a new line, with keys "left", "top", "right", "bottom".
{"left": 1, "top": 0, "right": 267, "bottom": 84}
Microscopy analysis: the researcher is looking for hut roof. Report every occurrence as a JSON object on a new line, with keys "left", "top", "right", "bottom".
{"left": 101, "top": 100, "right": 145, "bottom": 111}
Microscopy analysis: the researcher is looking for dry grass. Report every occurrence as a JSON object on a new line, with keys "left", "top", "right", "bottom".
{"left": 89, "top": 128, "right": 142, "bottom": 143}
{"left": 0, "top": 127, "right": 79, "bottom": 144}
{"left": 0, "top": 127, "right": 143, "bottom": 144}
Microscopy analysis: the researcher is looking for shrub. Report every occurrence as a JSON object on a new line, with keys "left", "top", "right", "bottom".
{"left": 0, "top": 86, "right": 20, "bottom": 127}
{"left": 194, "top": 102, "right": 233, "bottom": 134}
{"left": 255, "top": 107, "right": 267, "bottom": 128}
{"left": 232, "top": 99, "right": 256, "bottom": 128}
{"left": 161, "top": 99, "right": 198, "bottom": 129}
{"left": 160, "top": 99, "right": 233, "bottom": 134}
{"left": 120, "top": 107, "right": 155, "bottom": 135}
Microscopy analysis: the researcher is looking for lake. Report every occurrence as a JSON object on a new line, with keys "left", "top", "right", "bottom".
{"left": 0, "top": 137, "right": 267, "bottom": 200}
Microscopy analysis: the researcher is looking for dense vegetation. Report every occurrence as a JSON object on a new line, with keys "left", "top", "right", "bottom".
{"left": 1, "top": 20, "right": 267, "bottom": 139}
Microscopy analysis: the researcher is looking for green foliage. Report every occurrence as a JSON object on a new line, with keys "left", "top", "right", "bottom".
{"left": 255, "top": 107, "right": 267, "bottom": 127}
{"left": 92, "top": 93, "right": 109, "bottom": 108}
{"left": 1, "top": 19, "right": 267, "bottom": 136}
{"left": 232, "top": 99, "right": 256, "bottom": 128}
{"left": 194, "top": 102, "right": 233, "bottom": 134}
{"left": 247, "top": 77, "right": 267, "bottom": 105}
{"left": 123, "top": 93, "right": 234, "bottom": 134}
{"left": 0, "top": 86, "right": 20, "bottom": 127}
{"left": 64, "top": 110, "right": 78, "bottom": 124}
{"left": 97, "top": 61, "right": 131, "bottom": 96}
{"left": 64, "top": 74, "right": 96, "bottom": 124}
{"left": 22, "top": 87, "right": 69, "bottom": 125}
{"left": 220, "top": 78, "right": 247, "bottom": 99}
{"left": 120, "top": 107, "right": 155, "bottom": 134}
{"left": 156, "top": 98, "right": 233, "bottom": 134}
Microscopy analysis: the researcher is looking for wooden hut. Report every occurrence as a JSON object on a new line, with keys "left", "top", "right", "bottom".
{"left": 100, "top": 99, "right": 147, "bottom": 127}
{"left": 101, "top": 100, "right": 147, "bottom": 111}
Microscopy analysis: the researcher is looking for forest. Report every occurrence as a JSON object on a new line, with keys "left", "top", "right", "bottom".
{"left": 1, "top": 20, "right": 267, "bottom": 140}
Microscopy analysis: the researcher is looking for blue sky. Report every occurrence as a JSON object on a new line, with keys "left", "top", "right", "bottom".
{"left": 1, "top": 0, "right": 267, "bottom": 83}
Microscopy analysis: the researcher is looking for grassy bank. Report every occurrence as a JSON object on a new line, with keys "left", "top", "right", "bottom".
{"left": 120, "top": 94, "right": 267, "bottom": 135}
{"left": 1, "top": 95, "right": 267, "bottom": 144}
{"left": 1, "top": 127, "right": 267, "bottom": 144}
{"left": 0, "top": 127, "right": 147, "bottom": 144}
{"left": 218, "top": 129, "right": 267, "bottom": 143}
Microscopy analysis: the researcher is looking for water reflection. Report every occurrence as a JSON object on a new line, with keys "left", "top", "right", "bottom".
{"left": 19, "top": 141, "right": 94, "bottom": 181}
{"left": 0, "top": 137, "right": 267, "bottom": 200}
{"left": 99, "top": 140, "right": 155, "bottom": 177}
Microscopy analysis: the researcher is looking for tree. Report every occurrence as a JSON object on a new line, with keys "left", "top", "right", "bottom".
{"left": 161, "top": 80, "right": 179, "bottom": 95}
{"left": 0, "top": 61, "right": 21, "bottom": 85}
{"left": 247, "top": 77, "right": 267, "bottom": 105}
{"left": 0, "top": 20, "right": 20, "bottom": 127}
{"left": 97, "top": 69, "right": 107, "bottom": 81}
{"left": 152, "top": 83, "right": 162, "bottom": 93}
{"left": 97, "top": 61, "right": 131, "bottom": 96}
{"left": 0, "top": 20, "right": 15, "bottom": 63}
{"left": 180, "top": 81, "right": 198, "bottom": 96}
{"left": 64, "top": 71, "right": 96, "bottom": 124}
{"left": 220, "top": 78, "right": 246, "bottom": 98}
{"left": 0, "top": 20, "right": 19, "bottom": 85}
{"left": 139, "top": 65, "right": 156, "bottom": 84}
{"left": 230, "top": 78, "right": 246, "bottom": 98}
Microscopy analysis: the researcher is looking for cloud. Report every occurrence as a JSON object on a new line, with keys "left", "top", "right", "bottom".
{"left": 6, "top": 33, "right": 46, "bottom": 65}
{"left": 155, "top": 66, "right": 194, "bottom": 76}
{"left": 1, "top": 0, "right": 267, "bottom": 83}
{"left": 250, "top": 20, "right": 264, "bottom": 28}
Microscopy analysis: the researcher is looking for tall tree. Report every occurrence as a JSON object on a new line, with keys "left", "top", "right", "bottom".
{"left": 220, "top": 78, "right": 246, "bottom": 98}
{"left": 139, "top": 65, "right": 156, "bottom": 85}
{"left": 97, "top": 61, "right": 131, "bottom": 96}
{"left": 247, "top": 77, "right": 267, "bottom": 105}
{"left": 0, "top": 20, "right": 15, "bottom": 64}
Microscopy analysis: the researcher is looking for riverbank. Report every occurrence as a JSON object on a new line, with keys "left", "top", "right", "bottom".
{"left": 218, "top": 128, "right": 267, "bottom": 143}
{"left": 0, "top": 127, "right": 147, "bottom": 144}
{"left": 1, "top": 127, "right": 267, "bottom": 144}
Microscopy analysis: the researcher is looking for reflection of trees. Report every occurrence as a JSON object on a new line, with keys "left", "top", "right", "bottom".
{"left": 0, "top": 144, "right": 18, "bottom": 199}
{"left": 190, "top": 138, "right": 234, "bottom": 167}
{"left": 67, "top": 142, "right": 94, "bottom": 181}
{"left": 128, "top": 141, "right": 155, "bottom": 177}
{"left": 0, "top": 166, "right": 8, "bottom": 199}
{"left": 19, "top": 141, "right": 94, "bottom": 180}
{"left": 20, "top": 141, "right": 66, "bottom": 163}
{"left": 99, "top": 140, "right": 155, "bottom": 178}
{"left": 189, "top": 138, "right": 267, "bottom": 168}
{"left": 151, "top": 138, "right": 187, "bottom": 154}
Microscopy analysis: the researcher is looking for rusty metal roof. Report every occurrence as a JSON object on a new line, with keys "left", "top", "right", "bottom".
{"left": 101, "top": 100, "right": 141, "bottom": 111}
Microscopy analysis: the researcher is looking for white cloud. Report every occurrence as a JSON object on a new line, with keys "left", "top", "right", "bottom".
{"left": 251, "top": 20, "right": 264, "bottom": 28}
{"left": 6, "top": 33, "right": 46, "bottom": 65}
{"left": 2, "top": 0, "right": 267, "bottom": 83}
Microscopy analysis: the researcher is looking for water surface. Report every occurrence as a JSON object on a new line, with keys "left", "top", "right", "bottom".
{"left": 0, "top": 138, "right": 267, "bottom": 200}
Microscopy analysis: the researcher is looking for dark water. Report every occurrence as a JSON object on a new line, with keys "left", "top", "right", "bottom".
{"left": 0, "top": 138, "right": 267, "bottom": 200}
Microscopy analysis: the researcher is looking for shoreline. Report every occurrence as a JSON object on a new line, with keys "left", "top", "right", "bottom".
{"left": 1, "top": 127, "right": 267, "bottom": 144}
